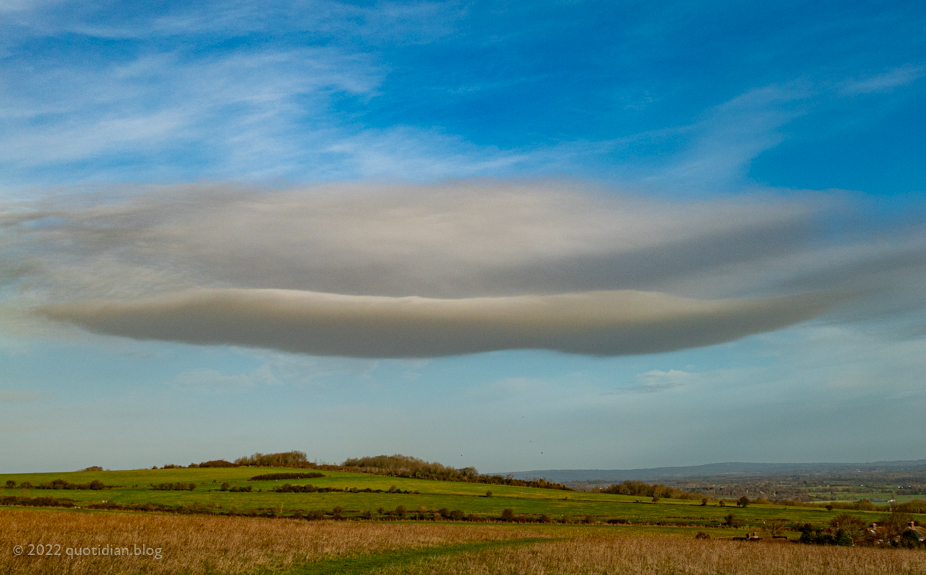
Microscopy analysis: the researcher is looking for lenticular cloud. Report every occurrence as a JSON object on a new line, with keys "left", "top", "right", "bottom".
{"left": 38, "top": 288, "right": 834, "bottom": 358}
{"left": 5, "top": 180, "right": 907, "bottom": 357}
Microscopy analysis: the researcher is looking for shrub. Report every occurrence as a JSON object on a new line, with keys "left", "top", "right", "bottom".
{"left": 5, "top": 480, "right": 16, "bottom": 488}
{"left": 449, "top": 510, "right": 465, "bottom": 521}
{"left": 395, "top": 505, "right": 407, "bottom": 519}
{"left": 831, "top": 514, "right": 867, "bottom": 543}
{"left": 764, "top": 518, "right": 789, "bottom": 538}
{"left": 220, "top": 482, "right": 230, "bottom": 491}
{"left": 737, "top": 496, "right": 750, "bottom": 508}
{"left": 900, "top": 530, "right": 923, "bottom": 549}
{"left": 485, "top": 490, "right": 492, "bottom": 497}
{"left": 695, "top": 531, "right": 711, "bottom": 540}
{"left": 723, "top": 513, "right": 741, "bottom": 527}
{"left": 501, "top": 508, "right": 515, "bottom": 522}
{"left": 835, "top": 529, "right": 853, "bottom": 547}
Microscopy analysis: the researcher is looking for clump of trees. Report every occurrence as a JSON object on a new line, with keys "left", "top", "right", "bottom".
{"left": 798, "top": 524, "right": 854, "bottom": 546}
{"left": 78, "top": 466, "right": 103, "bottom": 472}
{"left": 151, "top": 482, "right": 196, "bottom": 491}
{"left": 236, "top": 451, "right": 310, "bottom": 467}
{"left": 602, "top": 480, "right": 701, "bottom": 500}
{"left": 198, "top": 460, "right": 238, "bottom": 468}
{"left": 342, "top": 454, "right": 573, "bottom": 491}
{"left": 249, "top": 472, "right": 325, "bottom": 481}
{"left": 892, "top": 499, "right": 926, "bottom": 514}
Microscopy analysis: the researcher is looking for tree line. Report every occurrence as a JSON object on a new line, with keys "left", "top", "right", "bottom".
{"left": 599, "top": 480, "right": 702, "bottom": 500}
{"left": 153, "top": 451, "right": 574, "bottom": 491}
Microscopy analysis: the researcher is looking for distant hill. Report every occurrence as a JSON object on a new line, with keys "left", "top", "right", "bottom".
{"left": 494, "top": 460, "right": 926, "bottom": 483}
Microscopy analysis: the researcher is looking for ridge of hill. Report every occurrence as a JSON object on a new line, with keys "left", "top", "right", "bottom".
{"left": 495, "top": 460, "right": 926, "bottom": 483}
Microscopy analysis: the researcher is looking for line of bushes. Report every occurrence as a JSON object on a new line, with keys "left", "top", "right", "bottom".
{"left": 151, "top": 482, "right": 196, "bottom": 491}
{"left": 273, "top": 483, "right": 418, "bottom": 494}
{"left": 0, "top": 495, "right": 76, "bottom": 508}
{"left": 219, "top": 483, "right": 252, "bottom": 492}
{"left": 601, "top": 480, "right": 702, "bottom": 500}
{"left": 33, "top": 479, "right": 109, "bottom": 490}
{"left": 249, "top": 472, "right": 325, "bottom": 481}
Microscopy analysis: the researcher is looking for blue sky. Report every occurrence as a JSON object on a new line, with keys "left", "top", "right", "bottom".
{"left": 1, "top": 0, "right": 925, "bottom": 473}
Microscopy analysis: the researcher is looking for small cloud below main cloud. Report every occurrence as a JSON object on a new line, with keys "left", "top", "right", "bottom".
{"left": 607, "top": 369, "right": 695, "bottom": 394}
{"left": 166, "top": 367, "right": 274, "bottom": 391}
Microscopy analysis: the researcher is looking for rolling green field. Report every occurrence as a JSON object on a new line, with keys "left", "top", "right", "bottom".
{"left": 3, "top": 467, "right": 925, "bottom": 575}
{"left": 2, "top": 466, "right": 916, "bottom": 535}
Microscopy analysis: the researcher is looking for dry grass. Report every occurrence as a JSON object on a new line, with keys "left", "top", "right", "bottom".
{"left": 0, "top": 508, "right": 543, "bottom": 575}
{"left": 374, "top": 535, "right": 926, "bottom": 575}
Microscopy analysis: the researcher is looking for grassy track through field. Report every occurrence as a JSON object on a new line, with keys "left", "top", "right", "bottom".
{"left": 289, "top": 537, "right": 555, "bottom": 575}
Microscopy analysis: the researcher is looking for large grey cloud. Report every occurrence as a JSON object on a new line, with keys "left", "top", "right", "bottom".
{"left": 4, "top": 180, "right": 924, "bottom": 357}
{"left": 37, "top": 288, "right": 835, "bottom": 358}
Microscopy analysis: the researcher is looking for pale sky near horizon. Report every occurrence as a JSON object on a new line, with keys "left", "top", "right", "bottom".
{"left": 1, "top": 0, "right": 925, "bottom": 474}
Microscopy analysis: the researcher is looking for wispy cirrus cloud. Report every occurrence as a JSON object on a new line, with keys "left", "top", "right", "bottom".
{"left": 0, "top": 46, "right": 382, "bottom": 185}
{"left": 840, "top": 65, "right": 925, "bottom": 96}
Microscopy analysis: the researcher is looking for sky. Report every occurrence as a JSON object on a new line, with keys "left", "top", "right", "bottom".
{"left": 1, "top": 0, "right": 925, "bottom": 474}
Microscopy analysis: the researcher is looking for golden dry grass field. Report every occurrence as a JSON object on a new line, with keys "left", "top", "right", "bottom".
{"left": 3, "top": 508, "right": 925, "bottom": 575}
{"left": 373, "top": 535, "right": 926, "bottom": 575}
{"left": 0, "top": 508, "right": 546, "bottom": 575}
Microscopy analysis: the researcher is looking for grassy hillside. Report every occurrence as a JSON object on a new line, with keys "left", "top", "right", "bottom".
{"left": 2, "top": 466, "right": 916, "bottom": 536}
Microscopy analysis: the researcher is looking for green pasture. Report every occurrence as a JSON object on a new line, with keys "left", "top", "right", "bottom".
{"left": 1, "top": 467, "right": 919, "bottom": 532}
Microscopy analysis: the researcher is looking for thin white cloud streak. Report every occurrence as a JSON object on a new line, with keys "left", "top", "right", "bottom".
{"left": 167, "top": 368, "right": 272, "bottom": 391}
{"left": 635, "top": 84, "right": 810, "bottom": 193}
{"left": 840, "top": 65, "right": 925, "bottom": 95}
{"left": 36, "top": 288, "right": 834, "bottom": 358}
